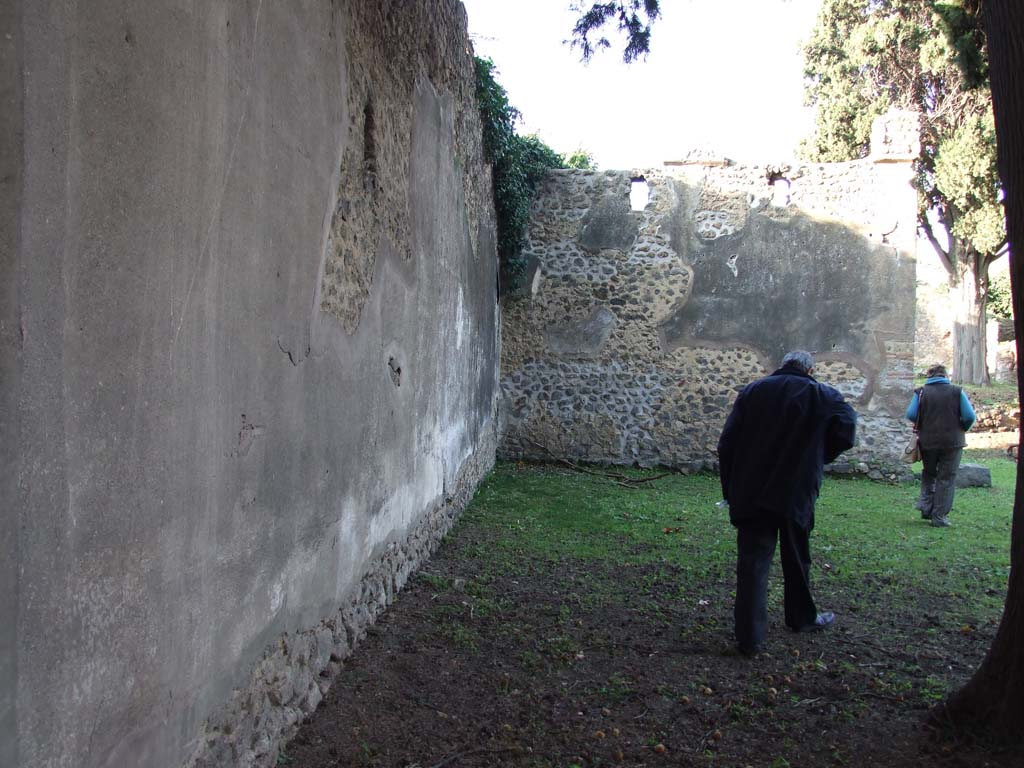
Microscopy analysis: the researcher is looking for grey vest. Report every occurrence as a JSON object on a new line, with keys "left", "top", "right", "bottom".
{"left": 916, "top": 382, "right": 966, "bottom": 450}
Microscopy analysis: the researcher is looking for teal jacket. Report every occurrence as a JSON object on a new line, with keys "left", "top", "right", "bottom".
{"left": 905, "top": 377, "right": 976, "bottom": 430}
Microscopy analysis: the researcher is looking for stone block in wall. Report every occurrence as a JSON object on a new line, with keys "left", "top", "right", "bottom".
{"left": 301, "top": 684, "right": 323, "bottom": 715}
{"left": 870, "top": 109, "right": 921, "bottom": 162}
{"left": 994, "top": 343, "right": 1017, "bottom": 384}
{"left": 266, "top": 666, "right": 295, "bottom": 708}
{"left": 313, "top": 626, "right": 335, "bottom": 674}
{"left": 695, "top": 210, "right": 742, "bottom": 240}
{"left": 988, "top": 319, "right": 1017, "bottom": 382}
{"left": 544, "top": 306, "right": 617, "bottom": 356}
{"left": 579, "top": 194, "right": 640, "bottom": 252}
{"left": 814, "top": 359, "right": 870, "bottom": 402}
{"left": 694, "top": 185, "right": 750, "bottom": 240}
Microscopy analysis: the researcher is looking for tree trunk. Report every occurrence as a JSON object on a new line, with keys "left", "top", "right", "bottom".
{"left": 951, "top": 254, "right": 990, "bottom": 385}
{"left": 934, "top": 0, "right": 1024, "bottom": 741}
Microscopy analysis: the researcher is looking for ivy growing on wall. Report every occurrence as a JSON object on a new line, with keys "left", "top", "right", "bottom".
{"left": 474, "top": 56, "right": 565, "bottom": 293}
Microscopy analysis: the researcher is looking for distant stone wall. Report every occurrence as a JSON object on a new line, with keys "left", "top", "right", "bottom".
{"left": 501, "top": 113, "right": 919, "bottom": 476}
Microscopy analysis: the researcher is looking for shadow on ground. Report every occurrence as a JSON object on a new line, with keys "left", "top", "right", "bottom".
{"left": 284, "top": 462, "right": 1019, "bottom": 767}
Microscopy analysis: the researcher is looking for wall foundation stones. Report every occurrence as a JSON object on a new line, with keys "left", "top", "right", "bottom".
{"left": 187, "top": 428, "right": 496, "bottom": 768}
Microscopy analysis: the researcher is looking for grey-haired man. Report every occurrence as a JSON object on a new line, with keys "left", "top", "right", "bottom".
{"left": 718, "top": 351, "right": 857, "bottom": 656}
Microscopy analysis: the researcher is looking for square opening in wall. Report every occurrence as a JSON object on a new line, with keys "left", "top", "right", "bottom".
{"left": 630, "top": 178, "right": 650, "bottom": 211}
{"left": 770, "top": 178, "right": 791, "bottom": 207}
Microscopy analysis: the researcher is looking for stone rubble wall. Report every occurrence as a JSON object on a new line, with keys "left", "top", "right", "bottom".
{"left": 973, "top": 402, "right": 1020, "bottom": 432}
{"left": 321, "top": 0, "right": 488, "bottom": 332}
{"left": 501, "top": 113, "right": 919, "bottom": 477}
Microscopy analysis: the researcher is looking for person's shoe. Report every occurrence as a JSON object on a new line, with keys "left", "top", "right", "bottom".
{"left": 931, "top": 518, "right": 952, "bottom": 528}
{"left": 798, "top": 612, "right": 835, "bottom": 632}
{"left": 920, "top": 511, "right": 932, "bottom": 520}
{"left": 736, "top": 643, "right": 765, "bottom": 657}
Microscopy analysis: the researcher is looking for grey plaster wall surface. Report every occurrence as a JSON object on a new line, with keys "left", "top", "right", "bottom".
{"left": 501, "top": 113, "right": 919, "bottom": 476}
{"left": 1, "top": 1, "right": 22, "bottom": 765}
{"left": 6, "top": 1, "right": 497, "bottom": 767}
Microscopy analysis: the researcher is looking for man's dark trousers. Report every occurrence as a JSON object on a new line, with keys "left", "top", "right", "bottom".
{"left": 918, "top": 447, "right": 963, "bottom": 524}
{"left": 735, "top": 514, "right": 818, "bottom": 652}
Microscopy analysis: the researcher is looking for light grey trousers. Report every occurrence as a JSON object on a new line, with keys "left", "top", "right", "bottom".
{"left": 917, "top": 447, "right": 963, "bottom": 523}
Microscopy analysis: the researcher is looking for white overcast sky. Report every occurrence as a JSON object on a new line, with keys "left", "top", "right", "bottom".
{"left": 461, "top": 0, "right": 823, "bottom": 170}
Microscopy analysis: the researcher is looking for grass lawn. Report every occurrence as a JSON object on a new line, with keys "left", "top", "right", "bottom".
{"left": 287, "top": 452, "right": 1018, "bottom": 767}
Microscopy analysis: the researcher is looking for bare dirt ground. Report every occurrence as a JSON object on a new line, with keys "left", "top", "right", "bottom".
{"left": 965, "top": 430, "right": 1018, "bottom": 453}
{"left": 283, "top": 521, "right": 1020, "bottom": 768}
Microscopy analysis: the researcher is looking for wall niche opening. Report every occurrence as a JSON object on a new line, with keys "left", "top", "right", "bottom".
{"left": 630, "top": 177, "right": 650, "bottom": 211}
{"left": 767, "top": 170, "right": 791, "bottom": 207}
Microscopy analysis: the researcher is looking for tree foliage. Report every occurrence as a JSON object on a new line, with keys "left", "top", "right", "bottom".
{"left": 802, "top": 0, "right": 1004, "bottom": 267}
{"left": 563, "top": 147, "right": 599, "bottom": 170}
{"left": 801, "top": 0, "right": 1004, "bottom": 383}
{"left": 474, "top": 57, "right": 565, "bottom": 291}
{"left": 986, "top": 266, "right": 1011, "bottom": 318}
{"left": 570, "top": 1, "right": 661, "bottom": 62}
{"left": 934, "top": 110, "right": 1005, "bottom": 254}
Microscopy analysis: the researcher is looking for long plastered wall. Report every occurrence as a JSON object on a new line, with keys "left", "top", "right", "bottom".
{"left": 501, "top": 113, "right": 920, "bottom": 477}
{"left": 3, "top": 2, "right": 498, "bottom": 766}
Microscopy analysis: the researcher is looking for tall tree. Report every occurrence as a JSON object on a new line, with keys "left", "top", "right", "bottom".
{"left": 569, "top": 0, "right": 1024, "bottom": 743}
{"left": 935, "top": 0, "right": 1024, "bottom": 741}
{"left": 801, "top": 0, "right": 1005, "bottom": 384}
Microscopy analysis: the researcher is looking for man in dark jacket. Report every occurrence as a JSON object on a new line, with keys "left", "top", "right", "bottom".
{"left": 905, "top": 364, "right": 976, "bottom": 527}
{"left": 717, "top": 351, "right": 857, "bottom": 656}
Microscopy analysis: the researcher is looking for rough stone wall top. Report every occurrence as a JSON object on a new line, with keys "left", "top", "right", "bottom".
{"left": 501, "top": 116, "right": 918, "bottom": 474}
{"left": 869, "top": 108, "right": 921, "bottom": 162}
{"left": 321, "top": 0, "right": 487, "bottom": 333}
